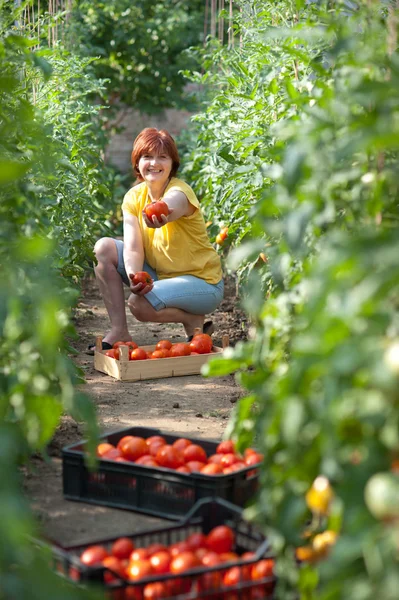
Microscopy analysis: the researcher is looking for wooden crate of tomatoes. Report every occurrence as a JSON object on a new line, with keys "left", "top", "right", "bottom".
{"left": 50, "top": 498, "right": 276, "bottom": 600}
{"left": 62, "top": 427, "right": 263, "bottom": 520}
{"left": 93, "top": 329, "right": 228, "bottom": 382}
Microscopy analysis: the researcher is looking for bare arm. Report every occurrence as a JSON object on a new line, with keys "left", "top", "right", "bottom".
{"left": 123, "top": 211, "right": 153, "bottom": 295}
{"left": 142, "top": 190, "right": 196, "bottom": 228}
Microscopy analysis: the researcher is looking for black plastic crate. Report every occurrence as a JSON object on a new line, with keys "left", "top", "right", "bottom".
{"left": 50, "top": 497, "right": 276, "bottom": 599}
{"left": 62, "top": 426, "right": 260, "bottom": 520}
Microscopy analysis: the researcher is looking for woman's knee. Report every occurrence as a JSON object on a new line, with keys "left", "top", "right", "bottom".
{"left": 94, "top": 237, "right": 118, "bottom": 265}
{"left": 127, "top": 295, "right": 154, "bottom": 322}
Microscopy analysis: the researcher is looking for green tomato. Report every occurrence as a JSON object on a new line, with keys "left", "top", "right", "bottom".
{"left": 364, "top": 473, "right": 399, "bottom": 521}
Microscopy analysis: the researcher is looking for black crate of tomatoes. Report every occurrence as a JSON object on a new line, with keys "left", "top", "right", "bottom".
{"left": 62, "top": 427, "right": 263, "bottom": 520}
{"left": 51, "top": 498, "right": 276, "bottom": 599}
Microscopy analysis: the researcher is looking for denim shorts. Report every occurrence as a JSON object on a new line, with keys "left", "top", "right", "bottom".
{"left": 113, "top": 239, "right": 224, "bottom": 315}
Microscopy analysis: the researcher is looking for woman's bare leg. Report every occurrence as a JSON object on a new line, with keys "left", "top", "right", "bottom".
{"left": 127, "top": 294, "right": 204, "bottom": 338}
{"left": 93, "top": 238, "right": 132, "bottom": 345}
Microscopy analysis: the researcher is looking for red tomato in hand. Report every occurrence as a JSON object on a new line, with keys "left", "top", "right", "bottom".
{"left": 145, "top": 200, "right": 169, "bottom": 222}
{"left": 206, "top": 525, "right": 235, "bottom": 554}
{"left": 130, "top": 271, "right": 153, "bottom": 286}
{"left": 80, "top": 545, "right": 109, "bottom": 565}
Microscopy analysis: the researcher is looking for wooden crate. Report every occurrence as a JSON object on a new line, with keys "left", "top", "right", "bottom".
{"left": 93, "top": 333, "right": 228, "bottom": 382}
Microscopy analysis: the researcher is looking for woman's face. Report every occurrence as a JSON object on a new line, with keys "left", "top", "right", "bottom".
{"left": 138, "top": 151, "right": 173, "bottom": 186}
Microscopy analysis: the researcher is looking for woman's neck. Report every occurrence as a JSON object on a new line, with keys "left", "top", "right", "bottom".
{"left": 147, "top": 178, "right": 171, "bottom": 202}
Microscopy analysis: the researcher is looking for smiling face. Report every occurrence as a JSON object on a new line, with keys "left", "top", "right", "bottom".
{"left": 138, "top": 151, "right": 173, "bottom": 187}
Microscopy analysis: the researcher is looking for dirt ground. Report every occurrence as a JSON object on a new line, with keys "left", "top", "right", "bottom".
{"left": 24, "top": 273, "right": 249, "bottom": 546}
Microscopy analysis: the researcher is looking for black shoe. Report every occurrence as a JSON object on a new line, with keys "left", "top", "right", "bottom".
{"left": 186, "top": 321, "right": 215, "bottom": 343}
{"left": 86, "top": 341, "right": 113, "bottom": 356}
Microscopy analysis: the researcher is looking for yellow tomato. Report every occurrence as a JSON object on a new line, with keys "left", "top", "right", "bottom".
{"left": 305, "top": 475, "right": 334, "bottom": 515}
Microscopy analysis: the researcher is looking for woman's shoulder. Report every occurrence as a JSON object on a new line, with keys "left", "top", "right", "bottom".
{"left": 124, "top": 181, "right": 146, "bottom": 201}
{"left": 166, "top": 177, "right": 194, "bottom": 193}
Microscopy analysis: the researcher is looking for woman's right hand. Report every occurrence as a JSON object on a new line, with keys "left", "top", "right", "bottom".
{"left": 128, "top": 275, "right": 153, "bottom": 296}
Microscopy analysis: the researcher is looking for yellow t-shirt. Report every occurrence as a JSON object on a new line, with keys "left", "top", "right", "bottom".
{"left": 121, "top": 177, "right": 222, "bottom": 285}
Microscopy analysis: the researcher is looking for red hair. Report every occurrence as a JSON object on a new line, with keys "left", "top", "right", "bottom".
{"left": 131, "top": 128, "right": 180, "bottom": 181}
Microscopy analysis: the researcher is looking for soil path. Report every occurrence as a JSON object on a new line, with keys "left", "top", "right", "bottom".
{"left": 24, "top": 274, "right": 248, "bottom": 546}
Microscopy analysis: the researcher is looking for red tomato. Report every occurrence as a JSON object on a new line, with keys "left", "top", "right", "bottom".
{"left": 220, "top": 453, "right": 240, "bottom": 468}
{"left": 186, "top": 460, "right": 206, "bottom": 472}
{"left": 135, "top": 455, "right": 158, "bottom": 467}
{"left": 189, "top": 335, "right": 213, "bottom": 354}
{"left": 244, "top": 448, "right": 257, "bottom": 459}
{"left": 169, "top": 343, "right": 191, "bottom": 357}
{"left": 155, "top": 340, "right": 172, "bottom": 351}
{"left": 130, "top": 347, "right": 148, "bottom": 361}
{"left": 103, "top": 447, "right": 123, "bottom": 461}
{"left": 223, "top": 462, "right": 246, "bottom": 474}
{"left": 125, "top": 587, "right": 143, "bottom": 600}
{"left": 113, "top": 340, "right": 138, "bottom": 351}
{"left": 176, "top": 465, "right": 191, "bottom": 473}
{"left": 148, "top": 439, "right": 165, "bottom": 457}
{"left": 103, "top": 556, "right": 125, "bottom": 583}
{"left": 241, "top": 551, "right": 256, "bottom": 580}
{"left": 220, "top": 551, "right": 239, "bottom": 562}
{"left": 151, "top": 349, "right": 171, "bottom": 359}
{"left": 186, "top": 532, "right": 207, "bottom": 551}
{"left": 219, "top": 227, "right": 229, "bottom": 241}
{"left": 244, "top": 452, "right": 264, "bottom": 466}
{"left": 207, "top": 453, "right": 224, "bottom": 465}
{"left": 111, "top": 537, "right": 135, "bottom": 560}
{"left": 126, "top": 558, "right": 153, "bottom": 581}
{"left": 130, "top": 271, "right": 153, "bottom": 286}
{"left": 172, "top": 438, "right": 192, "bottom": 452}
{"left": 143, "top": 581, "right": 168, "bottom": 599}
{"left": 145, "top": 200, "right": 169, "bottom": 222}
{"left": 116, "top": 435, "right": 134, "bottom": 450}
{"left": 120, "top": 437, "right": 148, "bottom": 461}
{"left": 80, "top": 545, "right": 108, "bottom": 566}
{"left": 146, "top": 435, "right": 166, "bottom": 447}
{"left": 250, "top": 558, "right": 274, "bottom": 580}
{"left": 130, "top": 548, "right": 150, "bottom": 561}
{"left": 216, "top": 440, "right": 235, "bottom": 454}
{"left": 104, "top": 349, "right": 117, "bottom": 358}
{"left": 206, "top": 525, "right": 235, "bottom": 554}
{"left": 223, "top": 565, "right": 247, "bottom": 587}
{"left": 201, "top": 550, "right": 220, "bottom": 567}
{"left": 149, "top": 550, "right": 171, "bottom": 574}
{"left": 145, "top": 543, "right": 167, "bottom": 556}
{"left": 169, "top": 541, "right": 190, "bottom": 557}
{"left": 170, "top": 551, "right": 200, "bottom": 574}
{"left": 200, "top": 463, "right": 223, "bottom": 475}
{"left": 97, "top": 443, "right": 115, "bottom": 457}
{"left": 183, "top": 444, "right": 207, "bottom": 464}
{"left": 155, "top": 445, "right": 185, "bottom": 469}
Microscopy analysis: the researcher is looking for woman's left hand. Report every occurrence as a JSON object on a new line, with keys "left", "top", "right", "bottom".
{"left": 142, "top": 207, "right": 174, "bottom": 229}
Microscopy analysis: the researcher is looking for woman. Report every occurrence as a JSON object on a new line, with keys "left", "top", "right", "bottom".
{"left": 88, "top": 128, "right": 223, "bottom": 353}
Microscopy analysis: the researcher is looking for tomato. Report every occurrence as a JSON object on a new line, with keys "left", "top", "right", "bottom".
{"left": 145, "top": 200, "right": 169, "bottom": 222}
{"left": 186, "top": 460, "right": 207, "bottom": 472}
{"left": 135, "top": 455, "right": 158, "bottom": 467}
{"left": 172, "top": 438, "right": 192, "bottom": 452}
{"left": 170, "top": 550, "right": 200, "bottom": 574}
{"left": 201, "top": 550, "right": 220, "bottom": 567}
{"left": 220, "top": 453, "right": 240, "bottom": 468}
{"left": 126, "top": 558, "right": 153, "bottom": 580}
{"left": 130, "top": 548, "right": 150, "bottom": 561}
{"left": 176, "top": 465, "right": 191, "bottom": 473}
{"left": 244, "top": 452, "right": 263, "bottom": 466}
{"left": 201, "top": 463, "right": 223, "bottom": 475}
{"left": 223, "top": 565, "right": 247, "bottom": 587}
{"left": 215, "top": 233, "right": 224, "bottom": 245}
{"left": 183, "top": 444, "right": 207, "bottom": 464}
{"left": 103, "top": 447, "right": 123, "bottom": 461}
{"left": 223, "top": 462, "right": 246, "bottom": 474}
{"left": 216, "top": 440, "right": 235, "bottom": 454}
{"left": 146, "top": 435, "right": 166, "bottom": 447}
{"left": 148, "top": 439, "right": 166, "bottom": 457}
{"left": 130, "top": 347, "right": 148, "bottom": 360}
{"left": 155, "top": 444, "right": 185, "bottom": 469}
{"left": 97, "top": 442, "right": 115, "bottom": 457}
{"left": 241, "top": 551, "right": 256, "bottom": 580}
{"left": 189, "top": 334, "right": 213, "bottom": 354}
{"left": 149, "top": 550, "right": 171, "bottom": 574}
{"left": 155, "top": 339, "right": 172, "bottom": 351}
{"left": 206, "top": 525, "right": 235, "bottom": 554}
{"left": 151, "top": 349, "right": 171, "bottom": 359}
{"left": 125, "top": 587, "right": 143, "bottom": 600}
{"left": 186, "top": 532, "right": 207, "bottom": 551}
{"left": 219, "top": 551, "right": 239, "bottom": 563}
{"left": 305, "top": 475, "right": 334, "bottom": 515}
{"left": 80, "top": 545, "right": 109, "bottom": 566}
{"left": 104, "top": 349, "right": 117, "bottom": 358}
{"left": 169, "top": 541, "right": 190, "bottom": 557}
{"left": 250, "top": 558, "right": 274, "bottom": 580}
{"left": 219, "top": 227, "right": 229, "bottom": 241}
{"left": 103, "top": 556, "right": 125, "bottom": 583}
{"left": 119, "top": 437, "right": 148, "bottom": 461}
{"left": 130, "top": 271, "right": 153, "bottom": 286}
{"left": 244, "top": 448, "right": 257, "bottom": 459}
{"left": 111, "top": 537, "right": 135, "bottom": 560}
{"left": 116, "top": 435, "right": 134, "bottom": 450}
{"left": 169, "top": 342, "right": 191, "bottom": 357}
{"left": 113, "top": 341, "right": 138, "bottom": 351}
{"left": 143, "top": 581, "right": 168, "bottom": 599}
{"left": 145, "top": 543, "right": 168, "bottom": 556}
{"left": 207, "top": 453, "right": 224, "bottom": 465}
